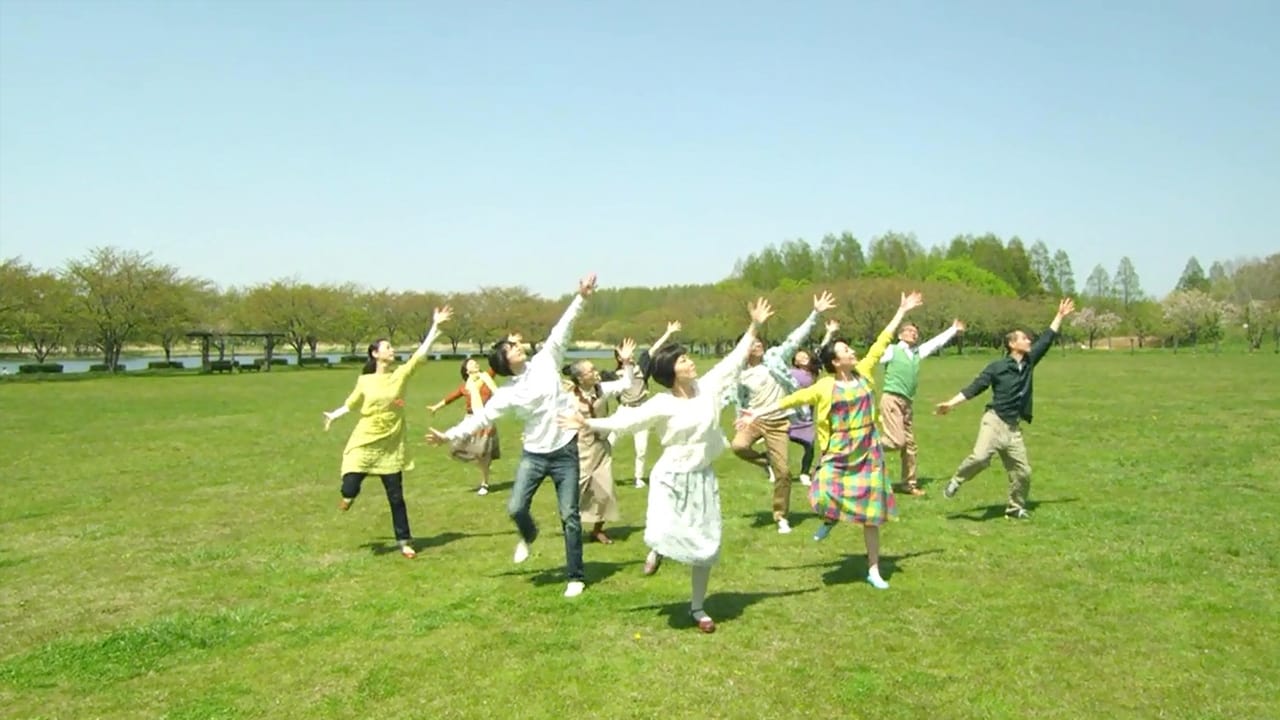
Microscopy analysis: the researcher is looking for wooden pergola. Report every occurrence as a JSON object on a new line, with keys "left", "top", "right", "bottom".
{"left": 185, "top": 330, "right": 288, "bottom": 373}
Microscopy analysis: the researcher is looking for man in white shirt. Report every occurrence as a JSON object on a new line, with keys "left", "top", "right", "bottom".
{"left": 427, "top": 274, "right": 597, "bottom": 599}
{"left": 877, "top": 319, "right": 963, "bottom": 495}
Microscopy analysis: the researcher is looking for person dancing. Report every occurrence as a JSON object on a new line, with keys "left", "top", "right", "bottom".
{"left": 426, "top": 274, "right": 597, "bottom": 599}
{"left": 730, "top": 291, "right": 837, "bottom": 534}
{"left": 787, "top": 319, "right": 840, "bottom": 488}
{"left": 934, "top": 299, "right": 1075, "bottom": 519}
{"left": 427, "top": 358, "right": 501, "bottom": 495}
{"left": 609, "top": 321, "right": 681, "bottom": 489}
{"left": 740, "top": 292, "right": 922, "bottom": 589}
{"left": 323, "top": 305, "right": 453, "bottom": 559}
{"left": 561, "top": 297, "right": 775, "bottom": 633}
{"left": 877, "top": 318, "right": 964, "bottom": 496}
{"left": 561, "top": 338, "right": 638, "bottom": 544}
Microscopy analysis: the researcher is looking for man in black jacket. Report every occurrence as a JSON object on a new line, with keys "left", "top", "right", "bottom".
{"left": 934, "top": 298, "right": 1075, "bottom": 519}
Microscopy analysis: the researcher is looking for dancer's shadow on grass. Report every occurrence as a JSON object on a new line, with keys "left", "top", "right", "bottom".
{"left": 769, "top": 548, "right": 945, "bottom": 585}
{"left": 494, "top": 559, "right": 643, "bottom": 587}
{"left": 360, "top": 530, "right": 509, "bottom": 555}
{"left": 946, "top": 497, "right": 1079, "bottom": 522}
{"left": 742, "top": 511, "right": 815, "bottom": 529}
{"left": 630, "top": 587, "right": 820, "bottom": 630}
{"left": 591, "top": 524, "right": 642, "bottom": 544}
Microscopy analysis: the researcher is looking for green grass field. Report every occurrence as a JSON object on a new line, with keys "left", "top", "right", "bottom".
{"left": 1, "top": 352, "right": 1277, "bottom": 720}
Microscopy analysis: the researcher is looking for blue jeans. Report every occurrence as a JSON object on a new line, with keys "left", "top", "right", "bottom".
{"left": 508, "top": 439, "right": 584, "bottom": 581}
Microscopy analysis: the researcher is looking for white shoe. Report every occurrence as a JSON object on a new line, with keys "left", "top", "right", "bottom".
{"left": 799, "top": 473, "right": 811, "bottom": 487}
{"left": 477, "top": 486, "right": 489, "bottom": 496}
{"left": 564, "top": 581, "right": 585, "bottom": 598}
{"left": 634, "top": 478, "right": 646, "bottom": 488}
{"left": 767, "top": 466, "right": 777, "bottom": 484}
{"left": 513, "top": 540, "right": 530, "bottom": 563}
{"left": 777, "top": 518, "right": 792, "bottom": 534}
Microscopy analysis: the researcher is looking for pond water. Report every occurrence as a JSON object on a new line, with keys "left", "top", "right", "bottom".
{"left": 0, "top": 349, "right": 614, "bottom": 375}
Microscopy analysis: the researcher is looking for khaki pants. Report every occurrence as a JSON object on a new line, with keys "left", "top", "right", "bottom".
{"left": 951, "top": 410, "right": 1032, "bottom": 513}
{"left": 731, "top": 415, "right": 792, "bottom": 521}
{"left": 879, "top": 393, "right": 918, "bottom": 488}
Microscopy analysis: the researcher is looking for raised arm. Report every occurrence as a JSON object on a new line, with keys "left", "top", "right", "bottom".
{"left": 649, "top": 321, "right": 680, "bottom": 352}
{"left": 856, "top": 291, "right": 922, "bottom": 378}
{"left": 702, "top": 297, "right": 775, "bottom": 394}
{"left": 918, "top": 320, "right": 964, "bottom": 360}
{"left": 767, "top": 291, "right": 835, "bottom": 364}
{"left": 537, "top": 273, "right": 596, "bottom": 367}
{"left": 409, "top": 306, "right": 453, "bottom": 361}
{"left": 597, "top": 339, "right": 639, "bottom": 398}
{"left": 1029, "top": 298, "right": 1074, "bottom": 366}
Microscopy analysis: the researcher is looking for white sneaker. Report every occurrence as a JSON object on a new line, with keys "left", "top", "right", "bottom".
{"left": 634, "top": 478, "right": 646, "bottom": 488}
{"left": 513, "top": 540, "right": 530, "bottom": 563}
{"left": 564, "top": 581, "right": 585, "bottom": 598}
{"left": 799, "top": 473, "right": 811, "bottom": 487}
{"left": 767, "top": 466, "right": 777, "bottom": 484}
{"left": 477, "top": 486, "right": 489, "bottom": 496}
{"left": 777, "top": 518, "right": 792, "bottom": 534}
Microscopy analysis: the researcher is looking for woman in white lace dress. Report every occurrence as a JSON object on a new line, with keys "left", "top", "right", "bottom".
{"left": 560, "top": 297, "right": 773, "bottom": 633}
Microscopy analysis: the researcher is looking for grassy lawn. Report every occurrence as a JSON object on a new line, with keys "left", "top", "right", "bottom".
{"left": 1, "top": 351, "right": 1277, "bottom": 719}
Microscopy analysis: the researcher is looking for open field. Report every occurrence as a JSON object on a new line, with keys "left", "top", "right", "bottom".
{"left": 1, "top": 352, "right": 1277, "bottom": 719}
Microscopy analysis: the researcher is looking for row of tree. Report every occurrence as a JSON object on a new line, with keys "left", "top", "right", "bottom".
{"left": 2, "top": 245, "right": 1277, "bottom": 372}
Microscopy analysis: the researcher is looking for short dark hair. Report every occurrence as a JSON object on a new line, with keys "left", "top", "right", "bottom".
{"left": 817, "top": 338, "right": 852, "bottom": 374}
{"left": 488, "top": 341, "right": 515, "bottom": 376}
{"left": 648, "top": 343, "right": 686, "bottom": 388}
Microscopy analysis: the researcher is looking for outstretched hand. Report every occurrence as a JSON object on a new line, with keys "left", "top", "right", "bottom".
{"left": 825, "top": 318, "right": 840, "bottom": 334}
{"left": 424, "top": 428, "right": 448, "bottom": 446}
{"left": 323, "top": 413, "right": 334, "bottom": 432}
{"left": 952, "top": 319, "right": 966, "bottom": 332}
{"left": 578, "top": 273, "right": 598, "bottom": 297}
{"left": 900, "top": 291, "right": 924, "bottom": 312}
{"left": 666, "top": 320, "right": 682, "bottom": 334}
{"left": 813, "top": 290, "right": 837, "bottom": 313}
{"left": 1056, "top": 297, "right": 1076, "bottom": 318}
{"left": 934, "top": 401, "right": 954, "bottom": 416}
{"left": 748, "top": 297, "right": 774, "bottom": 325}
{"left": 432, "top": 305, "right": 453, "bottom": 325}
{"left": 615, "top": 337, "right": 637, "bottom": 364}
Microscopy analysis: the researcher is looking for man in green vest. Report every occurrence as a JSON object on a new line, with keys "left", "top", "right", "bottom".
{"left": 878, "top": 319, "right": 964, "bottom": 495}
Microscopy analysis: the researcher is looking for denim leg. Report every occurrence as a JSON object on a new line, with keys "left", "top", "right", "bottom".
{"left": 548, "top": 440, "right": 585, "bottom": 581}
{"left": 508, "top": 451, "right": 548, "bottom": 544}
{"left": 380, "top": 473, "right": 412, "bottom": 542}
{"left": 340, "top": 472, "right": 366, "bottom": 499}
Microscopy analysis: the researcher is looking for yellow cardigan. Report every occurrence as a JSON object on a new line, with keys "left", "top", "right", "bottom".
{"left": 776, "top": 329, "right": 894, "bottom": 455}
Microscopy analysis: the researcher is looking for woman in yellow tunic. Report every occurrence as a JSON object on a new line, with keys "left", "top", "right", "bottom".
{"left": 323, "top": 305, "right": 452, "bottom": 559}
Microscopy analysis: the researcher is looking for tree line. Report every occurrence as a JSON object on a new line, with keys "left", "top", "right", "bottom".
{"left": 2, "top": 240, "right": 1277, "bottom": 373}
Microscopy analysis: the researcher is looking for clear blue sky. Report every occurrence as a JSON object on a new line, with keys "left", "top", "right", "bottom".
{"left": 1, "top": 0, "right": 1276, "bottom": 298}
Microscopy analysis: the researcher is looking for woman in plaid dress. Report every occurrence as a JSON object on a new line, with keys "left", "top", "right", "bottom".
{"left": 740, "top": 291, "right": 922, "bottom": 589}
